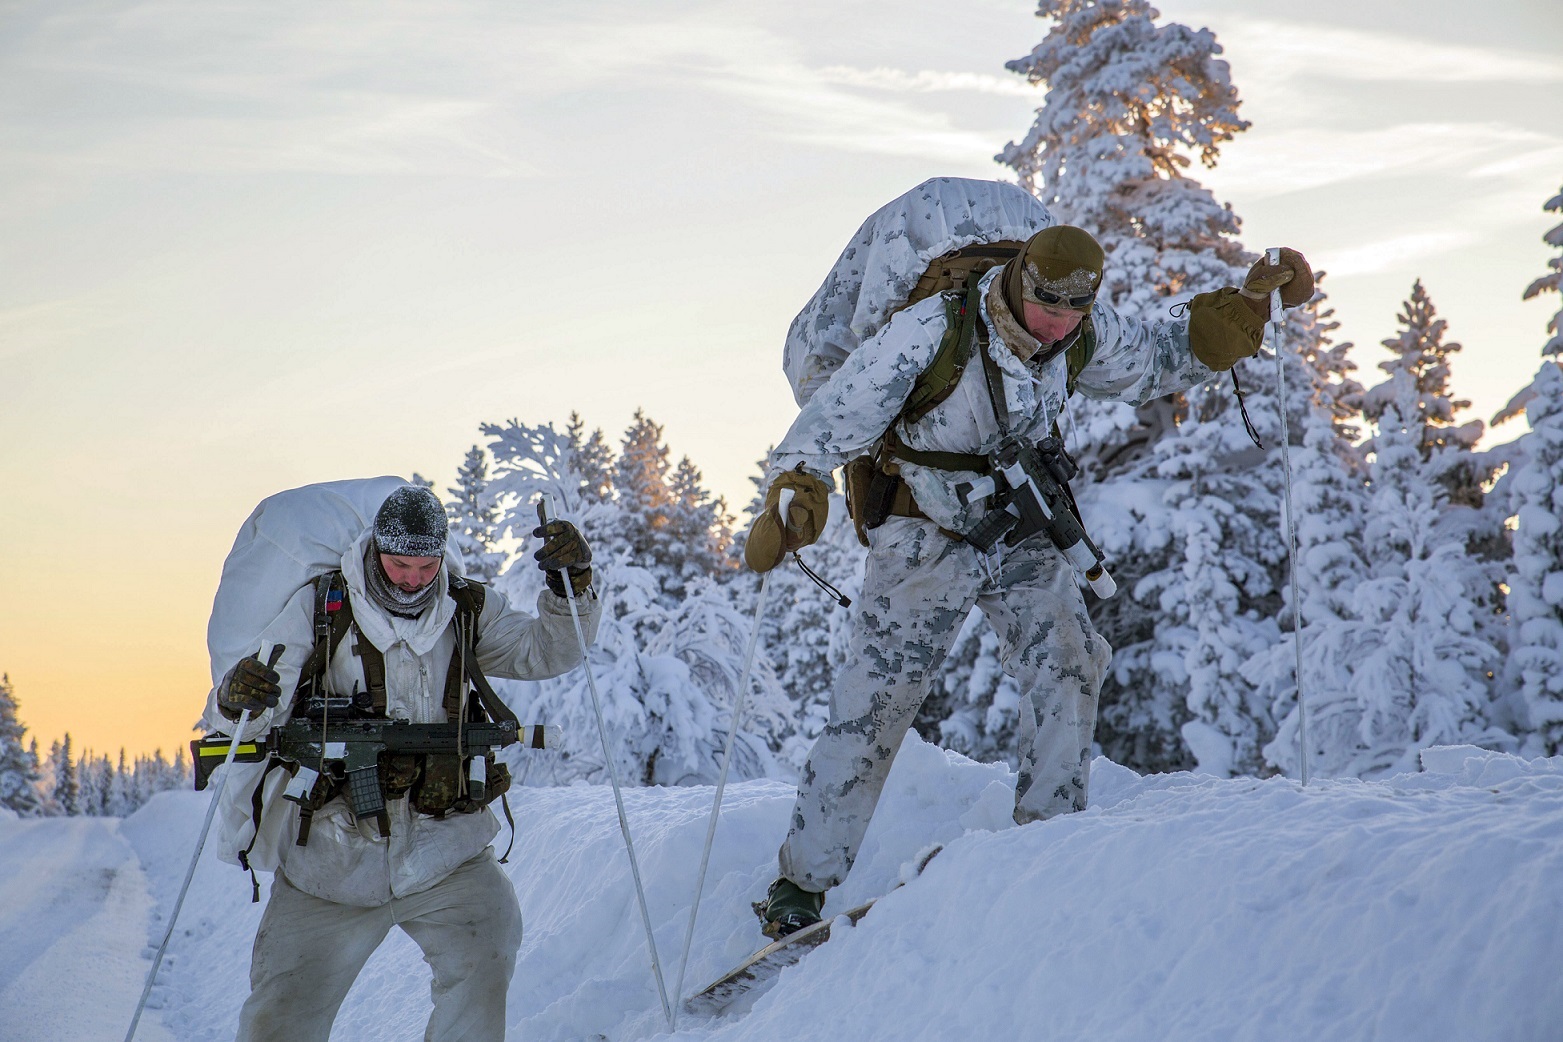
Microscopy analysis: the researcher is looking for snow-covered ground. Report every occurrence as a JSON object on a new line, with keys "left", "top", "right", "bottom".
{"left": 2, "top": 736, "right": 1561, "bottom": 1042}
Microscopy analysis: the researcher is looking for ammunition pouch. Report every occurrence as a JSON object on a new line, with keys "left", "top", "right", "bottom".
{"left": 410, "top": 753, "right": 510, "bottom": 816}
{"left": 380, "top": 751, "right": 421, "bottom": 798}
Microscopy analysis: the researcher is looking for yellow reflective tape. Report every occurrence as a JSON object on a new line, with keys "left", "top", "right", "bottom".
{"left": 199, "top": 744, "right": 258, "bottom": 757}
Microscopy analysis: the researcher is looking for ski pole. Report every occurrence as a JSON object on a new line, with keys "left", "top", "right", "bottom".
{"left": 1267, "top": 248, "right": 1310, "bottom": 787}
{"left": 538, "top": 494, "right": 674, "bottom": 1029}
{"left": 671, "top": 487, "right": 792, "bottom": 1023}
{"left": 125, "top": 645, "right": 282, "bottom": 1042}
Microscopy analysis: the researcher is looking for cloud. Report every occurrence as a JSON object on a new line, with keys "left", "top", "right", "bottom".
{"left": 1320, "top": 231, "right": 1476, "bottom": 277}
{"left": 1220, "top": 18, "right": 1563, "bottom": 84}
{"left": 814, "top": 66, "right": 1039, "bottom": 97}
{"left": 1204, "top": 122, "right": 1563, "bottom": 198}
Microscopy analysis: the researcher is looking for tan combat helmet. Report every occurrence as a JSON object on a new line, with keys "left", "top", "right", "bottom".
{"left": 1002, "top": 225, "right": 1105, "bottom": 317}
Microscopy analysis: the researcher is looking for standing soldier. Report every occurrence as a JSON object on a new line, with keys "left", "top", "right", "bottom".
{"left": 205, "top": 484, "right": 598, "bottom": 1042}
{"left": 746, "top": 180, "right": 1312, "bottom": 936}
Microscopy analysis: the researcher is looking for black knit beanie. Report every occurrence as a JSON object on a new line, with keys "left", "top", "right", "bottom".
{"left": 373, "top": 485, "right": 448, "bottom": 558}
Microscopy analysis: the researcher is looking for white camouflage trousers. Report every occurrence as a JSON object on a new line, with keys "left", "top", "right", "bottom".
{"left": 235, "top": 850, "right": 523, "bottom": 1042}
{"left": 779, "top": 516, "right": 1111, "bottom": 892}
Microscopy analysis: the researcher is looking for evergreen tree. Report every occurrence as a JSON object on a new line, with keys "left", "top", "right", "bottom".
{"left": 1000, "top": 0, "right": 1250, "bottom": 320}
{"left": 446, "top": 444, "right": 506, "bottom": 581}
{"left": 1507, "top": 362, "right": 1563, "bottom": 755}
{"left": 480, "top": 417, "right": 790, "bottom": 786}
{"left": 50, "top": 735, "right": 78, "bottom": 815}
{"left": 566, "top": 412, "right": 615, "bottom": 504}
{"left": 1277, "top": 290, "right": 1507, "bottom": 778}
{"left": 989, "top": 0, "right": 1277, "bottom": 775}
{"left": 0, "top": 675, "right": 42, "bottom": 816}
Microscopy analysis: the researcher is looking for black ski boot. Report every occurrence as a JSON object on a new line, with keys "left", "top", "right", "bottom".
{"left": 754, "top": 877, "right": 826, "bottom": 938}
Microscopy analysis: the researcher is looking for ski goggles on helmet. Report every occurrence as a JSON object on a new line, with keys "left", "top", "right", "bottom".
{"left": 1021, "top": 261, "right": 1099, "bottom": 311}
{"left": 1030, "top": 285, "right": 1096, "bottom": 310}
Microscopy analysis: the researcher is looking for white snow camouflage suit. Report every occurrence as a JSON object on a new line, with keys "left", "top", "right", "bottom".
{"left": 771, "top": 264, "right": 1216, "bottom": 892}
{"left": 201, "top": 526, "right": 600, "bottom": 1042}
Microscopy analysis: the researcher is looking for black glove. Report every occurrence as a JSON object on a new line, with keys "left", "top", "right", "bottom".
{"left": 217, "top": 645, "right": 285, "bottom": 721}
{"left": 533, "top": 519, "right": 593, "bottom": 597}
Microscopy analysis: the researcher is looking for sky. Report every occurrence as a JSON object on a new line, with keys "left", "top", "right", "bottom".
{"left": 2, "top": 0, "right": 1561, "bottom": 760}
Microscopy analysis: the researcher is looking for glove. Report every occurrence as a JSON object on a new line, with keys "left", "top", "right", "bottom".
{"left": 744, "top": 467, "right": 830, "bottom": 573}
{"left": 1237, "top": 247, "right": 1315, "bottom": 320}
{"left": 533, "top": 519, "right": 593, "bottom": 597}
{"left": 217, "top": 645, "right": 285, "bottom": 721}
{"left": 1187, "top": 287, "right": 1266, "bottom": 372}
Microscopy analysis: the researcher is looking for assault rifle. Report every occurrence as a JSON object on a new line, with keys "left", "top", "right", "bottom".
{"left": 192, "top": 718, "right": 556, "bottom": 821}
{"left": 955, "top": 434, "right": 1118, "bottom": 598}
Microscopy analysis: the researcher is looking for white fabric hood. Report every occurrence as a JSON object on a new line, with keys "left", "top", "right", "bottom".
{"left": 781, "top": 177, "right": 1053, "bottom": 406}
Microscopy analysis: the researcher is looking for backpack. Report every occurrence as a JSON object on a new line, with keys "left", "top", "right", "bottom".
{"left": 782, "top": 177, "right": 1056, "bottom": 407}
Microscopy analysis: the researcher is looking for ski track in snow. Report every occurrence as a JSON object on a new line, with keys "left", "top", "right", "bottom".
{"left": 0, "top": 813, "right": 174, "bottom": 1042}
{"left": 3, "top": 739, "right": 1561, "bottom": 1041}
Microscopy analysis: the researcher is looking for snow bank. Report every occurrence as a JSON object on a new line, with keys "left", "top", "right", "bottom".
{"left": 3, "top": 737, "right": 1561, "bottom": 1041}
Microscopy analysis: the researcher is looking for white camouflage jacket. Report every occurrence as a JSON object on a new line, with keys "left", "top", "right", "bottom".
{"left": 202, "top": 528, "right": 600, "bottom": 907}
{"left": 770, "top": 266, "right": 1216, "bottom": 534}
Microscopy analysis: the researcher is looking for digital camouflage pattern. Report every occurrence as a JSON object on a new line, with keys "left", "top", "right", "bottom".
{"left": 770, "top": 224, "right": 1223, "bottom": 895}
{"left": 778, "top": 517, "right": 1111, "bottom": 892}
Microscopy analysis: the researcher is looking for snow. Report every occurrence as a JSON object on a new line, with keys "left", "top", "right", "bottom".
{"left": 3, "top": 734, "right": 1561, "bottom": 1041}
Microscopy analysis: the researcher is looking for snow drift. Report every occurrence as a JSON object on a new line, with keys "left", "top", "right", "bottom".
{"left": 2, "top": 737, "right": 1560, "bottom": 1041}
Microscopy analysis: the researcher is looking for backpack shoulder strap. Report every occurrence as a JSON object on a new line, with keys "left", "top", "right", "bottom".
{"left": 1063, "top": 317, "right": 1097, "bottom": 397}
{"left": 901, "top": 279, "right": 984, "bottom": 425}
{"left": 292, "top": 571, "right": 354, "bottom": 710}
{"left": 443, "top": 576, "right": 516, "bottom": 725}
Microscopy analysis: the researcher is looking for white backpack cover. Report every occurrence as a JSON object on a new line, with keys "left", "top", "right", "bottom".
{"left": 205, "top": 475, "right": 466, "bottom": 870}
{"left": 205, "top": 475, "right": 455, "bottom": 686}
{"left": 781, "top": 177, "right": 1054, "bottom": 406}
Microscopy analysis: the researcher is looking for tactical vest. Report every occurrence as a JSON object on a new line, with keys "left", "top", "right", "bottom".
{"left": 843, "top": 258, "right": 1097, "bottom": 542}
{"left": 235, "top": 572, "right": 518, "bottom": 899}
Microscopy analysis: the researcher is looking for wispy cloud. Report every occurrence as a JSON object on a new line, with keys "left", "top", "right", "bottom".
{"left": 1320, "top": 231, "right": 1476, "bottom": 278}
{"left": 1204, "top": 123, "right": 1563, "bottom": 198}
{"left": 814, "top": 66, "right": 1038, "bottom": 97}
{"left": 1221, "top": 18, "right": 1563, "bottom": 84}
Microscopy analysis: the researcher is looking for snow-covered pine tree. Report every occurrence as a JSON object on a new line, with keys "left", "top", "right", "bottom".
{"left": 446, "top": 444, "right": 506, "bottom": 582}
{"left": 48, "top": 735, "right": 78, "bottom": 815}
{"left": 999, "top": 0, "right": 1250, "bottom": 476}
{"left": 0, "top": 674, "right": 42, "bottom": 816}
{"left": 1507, "top": 362, "right": 1563, "bottom": 754}
{"left": 479, "top": 417, "right": 788, "bottom": 787}
{"left": 992, "top": 0, "right": 1263, "bottom": 774}
{"left": 1285, "top": 287, "right": 1507, "bottom": 777}
{"left": 1500, "top": 187, "right": 1563, "bottom": 753}
{"left": 1496, "top": 179, "right": 1563, "bottom": 428}
{"left": 566, "top": 412, "right": 615, "bottom": 505}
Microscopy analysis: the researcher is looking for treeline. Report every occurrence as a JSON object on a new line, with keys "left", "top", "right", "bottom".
{"left": 0, "top": 674, "right": 190, "bottom": 818}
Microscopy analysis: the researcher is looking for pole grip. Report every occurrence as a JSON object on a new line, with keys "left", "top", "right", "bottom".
{"left": 776, "top": 487, "right": 795, "bottom": 531}
{"left": 1266, "top": 247, "right": 1283, "bottom": 332}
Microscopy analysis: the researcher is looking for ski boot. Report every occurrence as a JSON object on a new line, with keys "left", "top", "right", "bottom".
{"left": 753, "top": 877, "right": 826, "bottom": 939}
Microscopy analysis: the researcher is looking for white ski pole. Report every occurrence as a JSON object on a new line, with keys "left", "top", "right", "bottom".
{"left": 538, "top": 494, "right": 674, "bottom": 1029}
{"left": 671, "top": 487, "right": 791, "bottom": 1022}
{"left": 125, "top": 645, "right": 281, "bottom": 1042}
{"left": 1267, "top": 248, "right": 1310, "bottom": 787}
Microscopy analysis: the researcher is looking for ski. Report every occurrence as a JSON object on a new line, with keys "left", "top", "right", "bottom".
{"left": 683, "top": 846, "right": 941, "bottom": 1018}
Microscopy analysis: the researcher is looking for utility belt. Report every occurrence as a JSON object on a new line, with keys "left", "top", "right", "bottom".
{"left": 843, "top": 430, "right": 1117, "bottom": 598}
{"left": 842, "top": 431, "right": 987, "bottom": 546}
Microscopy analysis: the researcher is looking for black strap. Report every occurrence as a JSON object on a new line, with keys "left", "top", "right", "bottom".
{"left": 977, "top": 309, "right": 1011, "bottom": 436}
{"left": 238, "top": 759, "right": 283, "bottom": 903}
{"left": 498, "top": 793, "right": 516, "bottom": 864}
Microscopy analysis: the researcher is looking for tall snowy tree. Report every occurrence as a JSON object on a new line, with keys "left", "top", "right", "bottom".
{"left": 1274, "top": 288, "right": 1507, "bottom": 778}
{"left": 984, "top": 0, "right": 1283, "bottom": 776}
{"left": 0, "top": 675, "right": 41, "bottom": 816}
{"left": 47, "top": 735, "right": 78, "bottom": 816}
{"left": 478, "top": 417, "right": 789, "bottom": 787}
{"left": 1506, "top": 362, "right": 1563, "bottom": 755}
{"left": 446, "top": 444, "right": 506, "bottom": 581}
